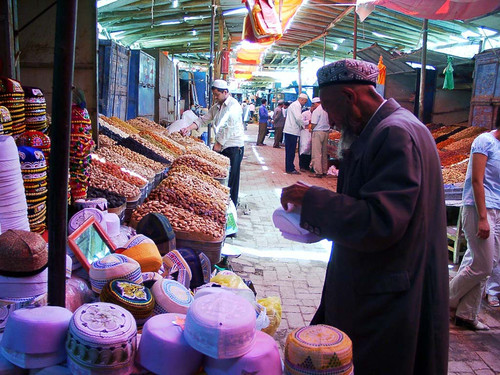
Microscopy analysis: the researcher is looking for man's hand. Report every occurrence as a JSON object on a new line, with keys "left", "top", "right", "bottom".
{"left": 213, "top": 142, "right": 222, "bottom": 152}
{"left": 281, "top": 181, "right": 311, "bottom": 211}
{"left": 180, "top": 123, "right": 197, "bottom": 136}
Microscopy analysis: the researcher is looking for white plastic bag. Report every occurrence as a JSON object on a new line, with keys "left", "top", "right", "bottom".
{"left": 299, "top": 129, "right": 311, "bottom": 155}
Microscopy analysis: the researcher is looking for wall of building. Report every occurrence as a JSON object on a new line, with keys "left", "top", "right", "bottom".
{"left": 384, "top": 71, "right": 471, "bottom": 125}
{"left": 17, "top": 1, "right": 97, "bottom": 132}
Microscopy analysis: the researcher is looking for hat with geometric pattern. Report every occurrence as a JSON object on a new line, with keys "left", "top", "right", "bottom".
{"left": 317, "top": 58, "right": 378, "bottom": 88}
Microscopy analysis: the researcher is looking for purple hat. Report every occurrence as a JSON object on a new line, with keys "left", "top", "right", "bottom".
{"left": 317, "top": 58, "right": 378, "bottom": 88}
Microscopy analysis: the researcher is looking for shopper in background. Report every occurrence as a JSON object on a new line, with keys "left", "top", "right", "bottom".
{"left": 283, "top": 93, "right": 308, "bottom": 174}
{"left": 248, "top": 101, "right": 255, "bottom": 123}
{"left": 281, "top": 59, "right": 449, "bottom": 374}
{"left": 181, "top": 79, "right": 245, "bottom": 207}
{"left": 310, "top": 98, "right": 331, "bottom": 178}
{"left": 272, "top": 100, "right": 285, "bottom": 148}
{"left": 298, "top": 101, "right": 319, "bottom": 172}
{"left": 449, "top": 118, "right": 500, "bottom": 329}
{"left": 241, "top": 100, "right": 249, "bottom": 130}
{"left": 256, "top": 99, "right": 269, "bottom": 146}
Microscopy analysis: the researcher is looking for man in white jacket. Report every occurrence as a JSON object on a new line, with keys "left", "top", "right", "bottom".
{"left": 181, "top": 79, "right": 245, "bottom": 206}
{"left": 283, "top": 93, "right": 308, "bottom": 174}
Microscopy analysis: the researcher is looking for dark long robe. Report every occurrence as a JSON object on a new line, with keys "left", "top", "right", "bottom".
{"left": 301, "top": 99, "right": 449, "bottom": 375}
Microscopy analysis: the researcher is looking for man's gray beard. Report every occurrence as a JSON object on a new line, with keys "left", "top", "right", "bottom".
{"left": 337, "top": 124, "right": 358, "bottom": 159}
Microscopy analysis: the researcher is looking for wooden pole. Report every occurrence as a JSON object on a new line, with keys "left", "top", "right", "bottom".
{"left": 0, "top": 0, "right": 15, "bottom": 77}
{"left": 48, "top": 0, "right": 78, "bottom": 307}
{"left": 215, "top": 13, "right": 223, "bottom": 80}
{"left": 418, "top": 19, "right": 428, "bottom": 122}
{"left": 323, "top": 35, "right": 326, "bottom": 65}
{"left": 298, "top": 48, "right": 302, "bottom": 94}
{"left": 353, "top": 11, "right": 357, "bottom": 59}
{"left": 207, "top": 0, "right": 215, "bottom": 146}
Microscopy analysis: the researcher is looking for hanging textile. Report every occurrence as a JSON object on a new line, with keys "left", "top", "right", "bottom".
{"left": 377, "top": 55, "right": 386, "bottom": 85}
{"left": 244, "top": 0, "right": 282, "bottom": 41}
{"left": 443, "top": 56, "right": 454, "bottom": 90}
{"left": 242, "top": 14, "right": 279, "bottom": 44}
{"left": 358, "top": 0, "right": 500, "bottom": 21}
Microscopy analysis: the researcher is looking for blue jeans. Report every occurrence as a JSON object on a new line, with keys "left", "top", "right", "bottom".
{"left": 284, "top": 133, "right": 298, "bottom": 173}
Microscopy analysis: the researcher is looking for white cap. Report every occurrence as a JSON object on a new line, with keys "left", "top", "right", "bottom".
{"left": 311, "top": 97, "right": 320, "bottom": 103}
{"left": 212, "top": 79, "right": 229, "bottom": 91}
{"left": 298, "top": 93, "right": 308, "bottom": 100}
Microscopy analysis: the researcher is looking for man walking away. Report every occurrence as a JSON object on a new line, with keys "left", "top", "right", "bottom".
{"left": 257, "top": 99, "right": 269, "bottom": 146}
{"left": 272, "top": 100, "right": 285, "bottom": 148}
{"left": 310, "top": 98, "right": 331, "bottom": 178}
{"left": 283, "top": 93, "right": 308, "bottom": 174}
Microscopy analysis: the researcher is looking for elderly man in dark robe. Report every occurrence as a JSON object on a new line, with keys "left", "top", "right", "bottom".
{"left": 281, "top": 59, "right": 449, "bottom": 375}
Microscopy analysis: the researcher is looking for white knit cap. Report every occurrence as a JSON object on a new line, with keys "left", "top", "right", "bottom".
{"left": 298, "top": 93, "right": 308, "bottom": 100}
{"left": 212, "top": 79, "right": 229, "bottom": 91}
{"left": 311, "top": 97, "right": 320, "bottom": 103}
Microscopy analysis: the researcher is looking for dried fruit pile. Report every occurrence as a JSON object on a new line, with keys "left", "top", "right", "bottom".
{"left": 132, "top": 200, "right": 224, "bottom": 241}
{"left": 91, "top": 157, "right": 148, "bottom": 188}
{"left": 172, "top": 154, "right": 228, "bottom": 179}
{"left": 95, "top": 147, "right": 156, "bottom": 180}
{"left": 147, "top": 175, "right": 227, "bottom": 226}
{"left": 441, "top": 160, "right": 469, "bottom": 184}
{"left": 89, "top": 164, "right": 140, "bottom": 199}
{"left": 186, "top": 144, "right": 230, "bottom": 169}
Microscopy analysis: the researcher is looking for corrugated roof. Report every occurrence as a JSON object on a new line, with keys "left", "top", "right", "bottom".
{"left": 357, "top": 43, "right": 414, "bottom": 75}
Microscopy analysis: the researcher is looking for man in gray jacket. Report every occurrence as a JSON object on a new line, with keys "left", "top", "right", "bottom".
{"left": 272, "top": 100, "right": 285, "bottom": 148}
{"left": 281, "top": 59, "right": 449, "bottom": 375}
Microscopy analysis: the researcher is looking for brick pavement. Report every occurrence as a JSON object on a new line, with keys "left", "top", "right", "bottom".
{"left": 226, "top": 122, "right": 500, "bottom": 374}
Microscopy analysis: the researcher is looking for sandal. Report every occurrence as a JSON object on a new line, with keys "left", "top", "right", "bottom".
{"left": 487, "top": 294, "right": 500, "bottom": 307}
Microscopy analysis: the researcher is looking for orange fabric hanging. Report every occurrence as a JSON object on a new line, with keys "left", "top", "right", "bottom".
{"left": 377, "top": 55, "right": 386, "bottom": 85}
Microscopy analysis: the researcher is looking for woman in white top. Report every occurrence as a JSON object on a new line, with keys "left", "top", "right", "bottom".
{"left": 449, "top": 119, "right": 500, "bottom": 330}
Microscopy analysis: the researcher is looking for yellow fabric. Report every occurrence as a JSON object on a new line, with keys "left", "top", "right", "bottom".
{"left": 377, "top": 55, "right": 386, "bottom": 85}
{"left": 121, "top": 243, "right": 162, "bottom": 272}
{"left": 234, "top": 73, "right": 253, "bottom": 80}
{"left": 275, "top": 0, "right": 303, "bottom": 30}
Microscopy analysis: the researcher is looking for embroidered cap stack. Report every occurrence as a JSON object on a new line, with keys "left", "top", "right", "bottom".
{"left": 89, "top": 253, "right": 143, "bottom": 294}
{"left": 204, "top": 330, "right": 282, "bottom": 375}
{"left": 0, "top": 306, "right": 72, "bottom": 369}
{"left": 118, "top": 240, "right": 162, "bottom": 273}
{"left": 0, "top": 77, "right": 25, "bottom": 136}
{"left": 141, "top": 271, "right": 163, "bottom": 289}
{"left": 284, "top": 325, "right": 354, "bottom": 375}
{"left": 66, "top": 302, "right": 138, "bottom": 375}
{"left": 22, "top": 86, "right": 48, "bottom": 132}
{"left": 17, "top": 146, "right": 48, "bottom": 233}
{"left": 0, "top": 106, "right": 13, "bottom": 135}
{"left": 151, "top": 279, "right": 194, "bottom": 315}
{"left": 16, "top": 130, "right": 51, "bottom": 164}
{"left": 184, "top": 291, "right": 257, "bottom": 359}
{"left": 69, "top": 103, "right": 94, "bottom": 201}
{"left": 138, "top": 313, "right": 204, "bottom": 375}
{"left": 100, "top": 279, "right": 155, "bottom": 324}
{"left": 0, "top": 229, "right": 49, "bottom": 332}
{"left": 0, "top": 136, "right": 30, "bottom": 232}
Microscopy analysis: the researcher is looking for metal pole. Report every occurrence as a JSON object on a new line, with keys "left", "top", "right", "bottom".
{"left": 298, "top": 48, "right": 302, "bottom": 94}
{"left": 47, "top": 0, "right": 78, "bottom": 307}
{"left": 353, "top": 12, "right": 357, "bottom": 59}
{"left": 418, "top": 19, "right": 428, "bottom": 122}
{"left": 207, "top": 0, "right": 216, "bottom": 146}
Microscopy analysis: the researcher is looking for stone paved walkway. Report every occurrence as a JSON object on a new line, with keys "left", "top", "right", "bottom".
{"left": 226, "top": 122, "right": 500, "bottom": 374}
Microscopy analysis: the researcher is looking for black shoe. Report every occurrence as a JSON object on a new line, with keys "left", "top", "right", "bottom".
{"left": 273, "top": 145, "right": 281, "bottom": 148}
{"left": 455, "top": 316, "right": 490, "bottom": 331}
{"left": 287, "top": 170, "right": 300, "bottom": 175}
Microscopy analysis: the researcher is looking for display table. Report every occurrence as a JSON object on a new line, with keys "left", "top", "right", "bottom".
{"left": 445, "top": 199, "right": 466, "bottom": 264}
